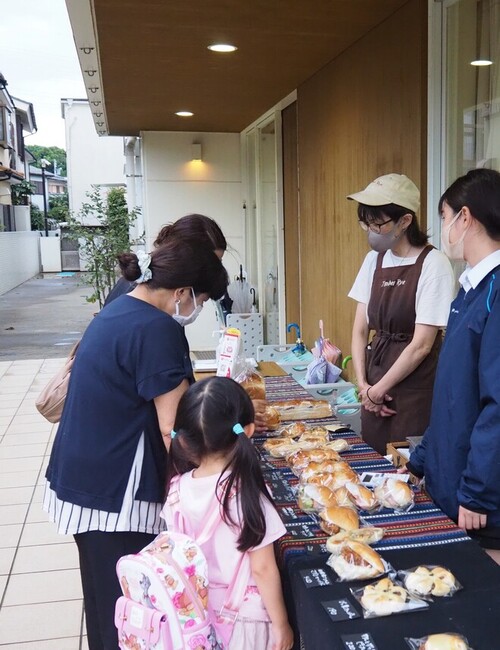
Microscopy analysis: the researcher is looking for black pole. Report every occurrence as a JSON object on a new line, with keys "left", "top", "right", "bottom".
{"left": 42, "top": 164, "right": 48, "bottom": 237}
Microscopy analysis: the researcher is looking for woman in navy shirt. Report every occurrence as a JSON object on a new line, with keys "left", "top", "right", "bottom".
{"left": 44, "top": 236, "right": 228, "bottom": 649}
{"left": 408, "top": 169, "right": 500, "bottom": 564}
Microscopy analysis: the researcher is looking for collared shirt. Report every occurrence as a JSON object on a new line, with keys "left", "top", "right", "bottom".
{"left": 459, "top": 249, "right": 500, "bottom": 293}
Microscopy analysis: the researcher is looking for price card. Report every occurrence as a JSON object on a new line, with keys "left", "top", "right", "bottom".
{"left": 359, "top": 472, "right": 410, "bottom": 487}
{"left": 322, "top": 599, "right": 360, "bottom": 622}
{"left": 287, "top": 522, "right": 317, "bottom": 538}
{"left": 299, "top": 567, "right": 333, "bottom": 588}
{"left": 341, "top": 632, "right": 379, "bottom": 650}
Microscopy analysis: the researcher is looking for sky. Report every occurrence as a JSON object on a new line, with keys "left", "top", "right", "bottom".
{"left": 1, "top": 0, "right": 85, "bottom": 149}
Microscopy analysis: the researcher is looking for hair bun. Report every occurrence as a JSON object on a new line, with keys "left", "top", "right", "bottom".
{"left": 118, "top": 252, "right": 141, "bottom": 281}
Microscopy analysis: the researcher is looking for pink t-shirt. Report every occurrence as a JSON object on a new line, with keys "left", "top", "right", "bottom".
{"left": 161, "top": 470, "right": 286, "bottom": 620}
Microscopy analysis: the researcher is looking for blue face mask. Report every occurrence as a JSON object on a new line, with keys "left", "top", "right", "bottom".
{"left": 172, "top": 288, "right": 203, "bottom": 326}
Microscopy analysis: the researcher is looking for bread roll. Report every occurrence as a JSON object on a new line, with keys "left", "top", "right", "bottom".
{"left": 297, "top": 484, "right": 337, "bottom": 512}
{"left": 327, "top": 540, "right": 385, "bottom": 580}
{"left": 300, "top": 471, "right": 337, "bottom": 490}
{"left": 261, "top": 405, "right": 281, "bottom": 431}
{"left": 324, "top": 438, "right": 350, "bottom": 453}
{"left": 374, "top": 477, "right": 413, "bottom": 509}
{"left": 235, "top": 369, "right": 266, "bottom": 400}
{"left": 319, "top": 506, "right": 359, "bottom": 535}
{"left": 360, "top": 578, "right": 408, "bottom": 616}
{"left": 332, "top": 486, "right": 355, "bottom": 509}
{"left": 345, "top": 482, "right": 378, "bottom": 511}
{"left": 326, "top": 527, "right": 384, "bottom": 554}
{"left": 420, "top": 634, "right": 469, "bottom": 650}
{"left": 270, "top": 399, "right": 333, "bottom": 420}
{"left": 404, "top": 566, "right": 457, "bottom": 597}
{"left": 287, "top": 448, "right": 339, "bottom": 472}
{"left": 267, "top": 440, "right": 299, "bottom": 457}
{"left": 299, "top": 431, "right": 329, "bottom": 444}
{"left": 278, "top": 422, "right": 309, "bottom": 438}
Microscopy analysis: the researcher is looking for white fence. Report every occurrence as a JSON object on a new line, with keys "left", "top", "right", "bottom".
{"left": 0, "top": 231, "right": 41, "bottom": 295}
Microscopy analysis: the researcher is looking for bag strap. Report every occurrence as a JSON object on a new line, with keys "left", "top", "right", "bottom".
{"left": 168, "top": 474, "right": 252, "bottom": 615}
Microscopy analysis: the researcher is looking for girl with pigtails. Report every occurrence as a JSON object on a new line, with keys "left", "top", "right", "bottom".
{"left": 163, "top": 376, "right": 293, "bottom": 650}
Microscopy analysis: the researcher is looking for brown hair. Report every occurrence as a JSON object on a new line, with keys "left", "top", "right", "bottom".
{"left": 154, "top": 214, "right": 227, "bottom": 251}
{"left": 118, "top": 238, "right": 228, "bottom": 300}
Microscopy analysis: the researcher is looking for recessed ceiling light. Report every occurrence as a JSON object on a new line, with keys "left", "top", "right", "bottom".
{"left": 470, "top": 59, "right": 493, "bottom": 66}
{"left": 175, "top": 111, "right": 194, "bottom": 117}
{"left": 208, "top": 43, "right": 237, "bottom": 53}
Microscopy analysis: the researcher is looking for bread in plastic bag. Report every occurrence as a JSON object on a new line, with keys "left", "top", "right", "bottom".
{"left": 399, "top": 565, "right": 461, "bottom": 599}
{"left": 234, "top": 366, "right": 266, "bottom": 400}
{"left": 405, "top": 633, "right": 472, "bottom": 650}
{"left": 351, "top": 576, "right": 429, "bottom": 618}
{"left": 374, "top": 476, "right": 414, "bottom": 511}
{"left": 326, "top": 540, "right": 388, "bottom": 581}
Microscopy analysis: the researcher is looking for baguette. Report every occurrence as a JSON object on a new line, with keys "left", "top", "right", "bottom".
{"left": 270, "top": 399, "right": 333, "bottom": 421}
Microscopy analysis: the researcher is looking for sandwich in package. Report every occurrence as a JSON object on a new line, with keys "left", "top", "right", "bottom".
{"left": 405, "top": 633, "right": 473, "bottom": 650}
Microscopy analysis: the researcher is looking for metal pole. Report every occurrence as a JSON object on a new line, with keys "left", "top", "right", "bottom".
{"left": 42, "top": 164, "right": 48, "bottom": 237}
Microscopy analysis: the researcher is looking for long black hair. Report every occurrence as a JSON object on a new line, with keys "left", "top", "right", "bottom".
{"left": 166, "top": 377, "right": 275, "bottom": 552}
{"left": 357, "top": 203, "right": 428, "bottom": 246}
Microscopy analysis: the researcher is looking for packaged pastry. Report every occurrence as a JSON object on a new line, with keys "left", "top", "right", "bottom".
{"left": 352, "top": 577, "right": 428, "bottom": 618}
{"left": 345, "top": 481, "right": 379, "bottom": 511}
{"left": 325, "top": 462, "right": 359, "bottom": 490}
{"left": 261, "top": 405, "right": 281, "bottom": 431}
{"left": 332, "top": 486, "right": 356, "bottom": 509}
{"left": 400, "top": 566, "right": 461, "bottom": 599}
{"left": 267, "top": 440, "right": 299, "bottom": 458}
{"left": 299, "top": 459, "right": 342, "bottom": 481}
{"left": 405, "top": 634, "right": 472, "bottom": 650}
{"left": 300, "top": 471, "right": 338, "bottom": 491}
{"left": 270, "top": 398, "right": 333, "bottom": 421}
{"left": 374, "top": 476, "right": 414, "bottom": 511}
{"left": 234, "top": 367, "right": 266, "bottom": 400}
{"left": 326, "top": 527, "right": 384, "bottom": 554}
{"left": 287, "top": 448, "right": 339, "bottom": 473}
{"left": 324, "top": 438, "right": 351, "bottom": 453}
{"left": 298, "top": 430, "right": 329, "bottom": 444}
{"left": 318, "top": 506, "right": 359, "bottom": 535}
{"left": 326, "top": 540, "right": 386, "bottom": 581}
{"left": 278, "top": 422, "right": 309, "bottom": 438}
{"left": 297, "top": 484, "right": 338, "bottom": 512}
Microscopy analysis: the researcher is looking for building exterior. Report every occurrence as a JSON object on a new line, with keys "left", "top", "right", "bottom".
{"left": 63, "top": 0, "right": 500, "bottom": 361}
{"left": 0, "top": 73, "right": 41, "bottom": 295}
{"left": 29, "top": 165, "right": 67, "bottom": 213}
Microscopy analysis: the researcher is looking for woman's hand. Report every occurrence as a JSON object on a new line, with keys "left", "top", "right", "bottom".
{"left": 271, "top": 622, "right": 294, "bottom": 650}
{"left": 458, "top": 505, "right": 487, "bottom": 531}
{"left": 252, "top": 399, "right": 267, "bottom": 432}
{"left": 359, "top": 385, "right": 396, "bottom": 417}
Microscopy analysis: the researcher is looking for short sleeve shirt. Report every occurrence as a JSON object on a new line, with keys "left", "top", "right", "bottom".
{"left": 348, "top": 248, "right": 455, "bottom": 327}
{"left": 46, "top": 295, "right": 194, "bottom": 511}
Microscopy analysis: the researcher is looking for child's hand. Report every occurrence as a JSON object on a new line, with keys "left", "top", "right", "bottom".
{"left": 271, "top": 621, "right": 294, "bottom": 650}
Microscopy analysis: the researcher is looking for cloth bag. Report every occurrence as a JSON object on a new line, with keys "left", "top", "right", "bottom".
{"left": 35, "top": 341, "right": 79, "bottom": 423}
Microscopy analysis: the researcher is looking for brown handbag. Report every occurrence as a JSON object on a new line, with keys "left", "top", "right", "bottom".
{"left": 35, "top": 341, "right": 80, "bottom": 423}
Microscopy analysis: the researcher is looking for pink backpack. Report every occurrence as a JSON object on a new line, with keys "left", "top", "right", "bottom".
{"left": 115, "top": 476, "right": 250, "bottom": 650}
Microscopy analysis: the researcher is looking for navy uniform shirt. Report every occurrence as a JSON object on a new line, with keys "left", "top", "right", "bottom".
{"left": 46, "top": 295, "right": 194, "bottom": 512}
{"left": 409, "top": 261, "right": 500, "bottom": 527}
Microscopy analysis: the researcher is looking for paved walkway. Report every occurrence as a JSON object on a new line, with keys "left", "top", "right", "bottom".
{"left": 0, "top": 275, "right": 96, "bottom": 648}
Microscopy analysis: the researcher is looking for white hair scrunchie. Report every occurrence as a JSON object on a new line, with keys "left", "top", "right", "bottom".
{"left": 136, "top": 250, "right": 152, "bottom": 284}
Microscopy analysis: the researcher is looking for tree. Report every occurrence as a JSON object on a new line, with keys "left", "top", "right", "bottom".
{"left": 11, "top": 180, "right": 34, "bottom": 206}
{"left": 64, "top": 186, "right": 143, "bottom": 308}
{"left": 48, "top": 191, "right": 69, "bottom": 222}
{"left": 30, "top": 205, "right": 45, "bottom": 231}
{"left": 28, "top": 145, "right": 67, "bottom": 176}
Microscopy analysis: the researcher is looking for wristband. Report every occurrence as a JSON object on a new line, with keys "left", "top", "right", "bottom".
{"left": 366, "top": 387, "right": 384, "bottom": 406}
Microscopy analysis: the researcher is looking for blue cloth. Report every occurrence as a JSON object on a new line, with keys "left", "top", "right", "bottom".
{"left": 46, "top": 295, "right": 194, "bottom": 512}
{"left": 409, "top": 268, "right": 500, "bottom": 527}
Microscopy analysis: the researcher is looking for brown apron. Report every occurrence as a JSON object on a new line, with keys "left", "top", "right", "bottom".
{"left": 362, "top": 245, "right": 442, "bottom": 455}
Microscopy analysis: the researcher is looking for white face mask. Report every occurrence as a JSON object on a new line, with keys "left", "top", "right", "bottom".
{"left": 441, "top": 209, "right": 467, "bottom": 260}
{"left": 172, "top": 288, "right": 203, "bottom": 326}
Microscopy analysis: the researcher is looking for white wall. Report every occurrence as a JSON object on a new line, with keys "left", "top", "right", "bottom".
{"left": 0, "top": 232, "right": 41, "bottom": 295}
{"left": 141, "top": 131, "right": 244, "bottom": 349}
{"left": 62, "top": 101, "right": 125, "bottom": 221}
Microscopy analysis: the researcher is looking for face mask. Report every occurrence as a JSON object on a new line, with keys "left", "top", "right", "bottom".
{"left": 441, "top": 209, "right": 467, "bottom": 261}
{"left": 367, "top": 224, "right": 401, "bottom": 253}
{"left": 172, "top": 288, "right": 203, "bottom": 326}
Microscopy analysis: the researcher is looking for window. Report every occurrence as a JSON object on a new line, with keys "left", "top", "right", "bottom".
{"left": 0, "top": 106, "right": 12, "bottom": 148}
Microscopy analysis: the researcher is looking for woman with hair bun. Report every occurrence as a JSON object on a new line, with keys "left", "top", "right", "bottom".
{"left": 408, "top": 168, "right": 500, "bottom": 563}
{"left": 104, "top": 213, "right": 227, "bottom": 305}
{"left": 44, "top": 237, "right": 228, "bottom": 650}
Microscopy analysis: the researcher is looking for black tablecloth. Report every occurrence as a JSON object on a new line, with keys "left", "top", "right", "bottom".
{"left": 284, "top": 540, "right": 500, "bottom": 650}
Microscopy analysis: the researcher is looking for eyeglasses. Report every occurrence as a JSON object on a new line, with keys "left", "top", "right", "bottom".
{"left": 358, "top": 218, "right": 393, "bottom": 234}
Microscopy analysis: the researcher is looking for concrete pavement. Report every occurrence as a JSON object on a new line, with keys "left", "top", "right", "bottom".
{"left": 0, "top": 273, "right": 96, "bottom": 360}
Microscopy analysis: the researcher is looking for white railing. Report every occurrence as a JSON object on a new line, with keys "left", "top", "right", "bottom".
{"left": 0, "top": 231, "right": 41, "bottom": 295}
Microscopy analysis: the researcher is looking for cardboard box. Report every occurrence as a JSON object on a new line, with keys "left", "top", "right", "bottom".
{"left": 386, "top": 441, "right": 411, "bottom": 468}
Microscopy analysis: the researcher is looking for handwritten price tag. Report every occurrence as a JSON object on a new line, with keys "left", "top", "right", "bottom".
{"left": 322, "top": 599, "right": 360, "bottom": 622}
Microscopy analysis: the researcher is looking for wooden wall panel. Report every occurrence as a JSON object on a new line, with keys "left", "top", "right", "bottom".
{"left": 282, "top": 102, "right": 301, "bottom": 343}
{"left": 296, "top": 0, "right": 427, "bottom": 381}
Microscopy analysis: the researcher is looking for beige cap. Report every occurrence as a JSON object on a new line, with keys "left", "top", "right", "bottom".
{"left": 347, "top": 173, "right": 420, "bottom": 212}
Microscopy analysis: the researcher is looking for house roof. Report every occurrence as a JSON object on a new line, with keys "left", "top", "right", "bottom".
{"left": 12, "top": 97, "right": 37, "bottom": 134}
{"left": 65, "top": 0, "right": 409, "bottom": 135}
